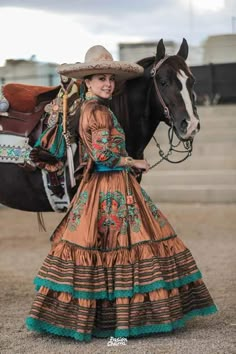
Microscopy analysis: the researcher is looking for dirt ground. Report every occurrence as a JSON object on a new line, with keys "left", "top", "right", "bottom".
{"left": 0, "top": 203, "right": 235, "bottom": 354}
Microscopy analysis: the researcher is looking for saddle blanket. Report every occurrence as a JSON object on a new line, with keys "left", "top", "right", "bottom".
{"left": 0, "top": 134, "right": 32, "bottom": 163}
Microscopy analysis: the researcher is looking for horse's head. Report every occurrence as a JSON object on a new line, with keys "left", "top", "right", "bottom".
{"left": 140, "top": 38, "right": 200, "bottom": 141}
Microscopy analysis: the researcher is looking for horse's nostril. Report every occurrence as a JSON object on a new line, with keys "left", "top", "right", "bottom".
{"left": 180, "top": 119, "right": 188, "bottom": 132}
{"left": 197, "top": 122, "right": 200, "bottom": 130}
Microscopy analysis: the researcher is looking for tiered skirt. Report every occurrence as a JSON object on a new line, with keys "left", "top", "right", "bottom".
{"left": 26, "top": 170, "right": 217, "bottom": 341}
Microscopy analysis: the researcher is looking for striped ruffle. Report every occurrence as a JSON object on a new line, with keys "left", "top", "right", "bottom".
{"left": 26, "top": 238, "right": 217, "bottom": 340}
{"left": 34, "top": 239, "right": 202, "bottom": 298}
{"left": 26, "top": 290, "right": 217, "bottom": 341}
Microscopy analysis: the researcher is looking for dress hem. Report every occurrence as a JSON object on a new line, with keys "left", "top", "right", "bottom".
{"left": 25, "top": 305, "right": 218, "bottom": 342}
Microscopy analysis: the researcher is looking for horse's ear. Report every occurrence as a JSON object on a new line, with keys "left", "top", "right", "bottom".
{"left": 177, "top": 38, "right": 188, "bottom": 60}
{"left": 155, "top": 39, "right": 165, "bottom": 62}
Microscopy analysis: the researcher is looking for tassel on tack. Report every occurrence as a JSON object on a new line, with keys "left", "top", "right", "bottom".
{"left": 66, "top": 146, "right": 76, "bottom": 188}
{"left": 63, "top": 92, "right": 68, "bottom": 133}
{"left": 62, "top": 91, "right": 76, "bottom": 188}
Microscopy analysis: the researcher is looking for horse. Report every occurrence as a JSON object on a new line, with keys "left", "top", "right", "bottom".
{"left": 0, "top": 38, "right": 200, "bottom": 213}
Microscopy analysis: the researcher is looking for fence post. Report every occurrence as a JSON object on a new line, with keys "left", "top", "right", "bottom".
{"left": 209, "top": 63, "right": 215, "bottom": 105}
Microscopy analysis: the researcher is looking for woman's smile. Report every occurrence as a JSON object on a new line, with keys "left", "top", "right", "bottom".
{"left": 85, "top": 74, "right": 115, "bottom": 99}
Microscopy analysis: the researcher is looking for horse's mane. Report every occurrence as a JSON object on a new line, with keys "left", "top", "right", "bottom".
{"left": 137, "top": 56, "right": 155, "bottom": 68}
{"left": 110, "top": 82, "right": 129, "bottom": 132}
{"left": 165, "top": 56, "right": 192, "bottom": 76}
{"left": 111, "top": 57, "right": 155, "bottom": 130}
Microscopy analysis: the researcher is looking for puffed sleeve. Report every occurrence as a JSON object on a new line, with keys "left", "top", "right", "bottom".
{"left": 81, "top": 102, "right": 121, "bottom": 167}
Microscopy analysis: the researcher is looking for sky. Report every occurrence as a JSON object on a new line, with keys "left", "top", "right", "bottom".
{"left": 0, "top": 0, "right": 235, "bottom": 66}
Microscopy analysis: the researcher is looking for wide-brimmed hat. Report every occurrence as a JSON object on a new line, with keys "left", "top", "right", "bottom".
{"left": 57, "top": 45, "right": 144, "bottom": 81}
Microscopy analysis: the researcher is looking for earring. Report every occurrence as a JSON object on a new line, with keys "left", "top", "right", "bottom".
{"left": 85, "top": 87, "right": 93, "bottom": 99}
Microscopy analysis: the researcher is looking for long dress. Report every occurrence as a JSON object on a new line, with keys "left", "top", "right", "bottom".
{"left": 26, "top": 97, "right": 217, "bottom": 342}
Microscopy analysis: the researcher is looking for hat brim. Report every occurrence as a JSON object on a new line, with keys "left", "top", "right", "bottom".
{"left": 57, "top": 61, "right": 144, "bottom": 81}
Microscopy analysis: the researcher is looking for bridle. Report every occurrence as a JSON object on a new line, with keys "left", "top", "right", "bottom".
{"left": 149, "top": 56, "right": 193, "bottom": 169}
{"left": 151, "top": 56, "right": 172, "bottom": 122}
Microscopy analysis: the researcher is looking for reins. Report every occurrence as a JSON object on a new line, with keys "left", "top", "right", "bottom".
{"left": 149, "top": 56, "right": 193, "bottom": 169}
{"left": 151, "top": 125, "right": 193, "bottom": 169}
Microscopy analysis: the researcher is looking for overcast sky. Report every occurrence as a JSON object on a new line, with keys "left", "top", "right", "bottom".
{"left": 0, "top": 0, "right": 235, "bottom": 65}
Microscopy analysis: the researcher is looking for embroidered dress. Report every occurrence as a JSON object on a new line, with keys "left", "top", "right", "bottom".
{"left": 26, "top": 97, "right": 217, "bottom": 341}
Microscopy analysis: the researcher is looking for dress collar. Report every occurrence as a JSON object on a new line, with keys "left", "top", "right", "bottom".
{"left": 85, "top": 95, "right": 111, "bottom": 107}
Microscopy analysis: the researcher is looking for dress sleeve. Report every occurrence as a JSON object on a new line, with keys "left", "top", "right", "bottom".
{"left": 84, "top": 102, "right": 121, "bottom": 167}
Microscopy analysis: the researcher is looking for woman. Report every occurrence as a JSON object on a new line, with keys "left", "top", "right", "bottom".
{"left": 26, "top": 45, "right": 217, "bottom": 342}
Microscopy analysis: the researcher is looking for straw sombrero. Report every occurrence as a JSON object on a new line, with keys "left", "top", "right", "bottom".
{"left": 57, "top": 45, "right": 144, "bottom": 81}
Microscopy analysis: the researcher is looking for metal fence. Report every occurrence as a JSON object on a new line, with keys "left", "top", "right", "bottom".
{"left": 190, "top": 63, "right": 236, "bottom": 105}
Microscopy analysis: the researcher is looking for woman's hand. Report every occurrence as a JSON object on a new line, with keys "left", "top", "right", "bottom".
{"left": 132, "top": 159, "right": 150, "bottom": 173}
{"left": 119, "top": 156, "right": 151, "bottom": 173}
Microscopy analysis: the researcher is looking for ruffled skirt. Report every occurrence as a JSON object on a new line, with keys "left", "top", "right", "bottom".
{"left": 26, "top": 170, "right": 217, "bottom": 341}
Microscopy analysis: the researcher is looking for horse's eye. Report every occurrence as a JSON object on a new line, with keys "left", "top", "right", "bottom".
{"left": 160, "top": 80, "right": 167, "bottom": 87}
{"left": 188, "top": 77, "right": 196, "bottom": 87}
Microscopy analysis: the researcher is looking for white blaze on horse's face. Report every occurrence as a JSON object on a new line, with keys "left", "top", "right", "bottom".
{"left": 177, "top": 69, "right": 199, "bottom": 139}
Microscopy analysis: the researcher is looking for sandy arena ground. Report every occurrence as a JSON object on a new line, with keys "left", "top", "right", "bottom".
{"left": 0, "top": 203, "right": 235, "bottom": 354}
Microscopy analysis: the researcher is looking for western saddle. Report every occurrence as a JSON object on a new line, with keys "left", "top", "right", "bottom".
{"left": 0, "top": 83, "right": 61, "bottom": 144}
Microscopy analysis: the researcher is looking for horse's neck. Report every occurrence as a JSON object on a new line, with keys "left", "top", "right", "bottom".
{"left": 128, "top": 113, "right": 160, "bottom": 159}
{"left": 111, "top": 77, "right": 162, "bottom": 159}
{"left": 110, "top": 89, "right": 130, "bottom": 134}
{"left": 126, "top": 79, "right": 161, "bottom": 159}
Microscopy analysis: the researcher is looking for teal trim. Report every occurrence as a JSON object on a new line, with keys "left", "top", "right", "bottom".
{"left": 34, "top": 270, "right": 202, "bottom": 300}
{"left": 85, "top": 96, "right": 111, "bottom": 102}
{"left": 26, "top": 305, "right": 217, "bottom": 342}
{"left": 25, "top": 317, "right": 91, "bottom": 342}
{"left": 94, "top": 163, "right": 125, "bottom": 172}
{"left": 94, "top": 305, "right": 218, "bottom": 338}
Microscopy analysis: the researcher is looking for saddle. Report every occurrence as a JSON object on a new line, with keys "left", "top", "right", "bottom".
{"left": 0, "top": 81, "right": 82, "bottom": 199}
{"left": 0, "top": 83, "right": 61, "bottom": 140}
{"left": 3, "top": 83, "right": 61, "bottom": 112}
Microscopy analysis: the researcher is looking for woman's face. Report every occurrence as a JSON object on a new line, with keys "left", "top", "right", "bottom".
{"left": 85, "top": 74, "right": 115, "bottom": 99}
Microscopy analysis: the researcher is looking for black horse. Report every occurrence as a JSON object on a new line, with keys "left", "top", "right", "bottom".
{"left": 0, "top": 38, "right": 199, "bottom": 212}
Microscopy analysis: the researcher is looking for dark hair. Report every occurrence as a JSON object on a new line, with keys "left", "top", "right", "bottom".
{"left": 83, "top": 75, "right": 94, "bottom": 80}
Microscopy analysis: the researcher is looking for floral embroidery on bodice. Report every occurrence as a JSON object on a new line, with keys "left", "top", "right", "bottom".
{"left": 79, "top": 99, "right": 128, "bottom": 167}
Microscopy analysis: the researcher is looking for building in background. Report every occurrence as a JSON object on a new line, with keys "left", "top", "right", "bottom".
{"left": 119, "top": 40, "right": 204, "bottom": 66}
{"left": 119, "top": 41, "right": 176, "bottom": 62}
{"left": 119, "top": 35, "right": 236, "bottom": 66}
{"left": 203, "top": 34, "right": 236, "bottom": 64}
{"left": 0, "top": 58, "right": 60, "bottom": 86}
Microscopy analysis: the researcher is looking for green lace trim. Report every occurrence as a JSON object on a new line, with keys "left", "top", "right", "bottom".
{"left": 26, "top": 305, "right": 217, "bottom": 341}
{"left": 94, "top": 305, "right": 218, "bottom": 338}
{"left": 26, "top": 317, "right": 91, "bottom": 342}
{"left": 34, "top": 270, "right": 202, "bottom": 300}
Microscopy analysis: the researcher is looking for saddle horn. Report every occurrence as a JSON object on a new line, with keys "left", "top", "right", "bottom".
{"left": 155, "top": 39, "right": 166, "bottom": 63}
{"left": 177, "top": 38, "right": 189, "bottom": 60}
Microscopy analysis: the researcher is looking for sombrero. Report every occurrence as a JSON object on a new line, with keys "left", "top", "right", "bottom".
{"left": 57, "top": 45, "right": 144, "bottom": 81}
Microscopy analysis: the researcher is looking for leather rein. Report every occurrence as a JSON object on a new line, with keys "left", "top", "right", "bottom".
{"left": 149, "top": 56, "right": 193, "bottom": 169}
